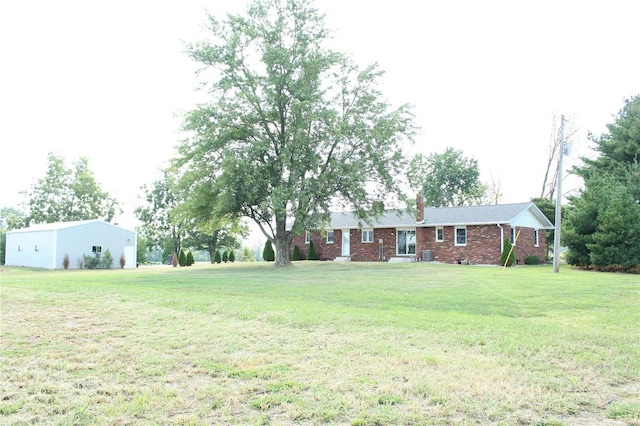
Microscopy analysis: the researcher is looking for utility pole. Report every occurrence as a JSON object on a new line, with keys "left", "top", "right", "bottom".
{"left": 553, "top": 115, "right": 565, "bottom": 273}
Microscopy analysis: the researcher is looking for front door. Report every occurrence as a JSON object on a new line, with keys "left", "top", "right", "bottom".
{"left": 341, "top": 229, "right": 350, "bottom": 256}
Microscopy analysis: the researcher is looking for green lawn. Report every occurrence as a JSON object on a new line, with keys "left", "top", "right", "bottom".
{"left": 1, "top": 262, "right": 638, "bottom": 425}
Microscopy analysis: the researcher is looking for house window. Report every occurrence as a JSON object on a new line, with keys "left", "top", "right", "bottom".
{"left": 305, "top": 232, "right": 311, "bottom": 244}
{"left": 455, "top": 227, "right": 467, "bottom": 246}
{"left": 35, "top": 244, "right": 39, "bottom": 252}
{"left": 510, "top": 227, "right": 516, "bottom": 245}
{"left": 435, "top": 227, "right": 444, "bottom": 242}
{"left": 92, "top": 245, "right": 102, "bottom": 253}
{"left": 534, "top": 229, "right": 539, "bottom": 247}
{"left": 326, "top": 230, "right": 334, "bottom": 244}
{"left": 397, "top": 230, "right": 416, "bottom": 255}
{"left": 362, "top": 229, "right": 373, "bottom": 243}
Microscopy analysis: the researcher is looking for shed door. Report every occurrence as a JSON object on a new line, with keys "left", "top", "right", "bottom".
{"left": 124, "top": 246, "right": 135, "bottom": 268}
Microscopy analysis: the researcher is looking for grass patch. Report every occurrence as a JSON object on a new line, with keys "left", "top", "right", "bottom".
{"left": 1, "top": 262, "right": 638, "bottom": 424}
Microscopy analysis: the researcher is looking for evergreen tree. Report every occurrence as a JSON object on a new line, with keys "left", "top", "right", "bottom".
{"left": 500, "top": 237, "right": 515, "bottom": 267}
{"left": 228, "top": 250, "right": 235, "bottom": 262}
{"left": 178, "top": 248, "right": 187, "bottom": 266}
{"left": 292, "top": 245, "right": 302, "bottom": 261}
{"left": 214, "top": 249, "right": 222, "bottom": 264}
{"left": 186, "top": 250, "right": 195, "bottom": 266}
{"left": 307, "top": 240, "right": 319, "bottom": 260}
{"left": 564, "top": 95, "right": 640, "bottom": 272}
{"left": 263, "top": 240, "right": 275, "bottom": 262}
{"left": 222, "top": 250, "right": 229, "bottom": 263}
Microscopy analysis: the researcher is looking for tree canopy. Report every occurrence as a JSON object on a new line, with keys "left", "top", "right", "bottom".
{"left": 135, "top": 169, "right": 248, "bottom": 263}
{"left": 563, "top": 95, "right": 640, "bottom": 272}
{"left": 407, "top": 147, "right": 486, "bottom": 207}
{"left": 23, "top": 153, "right": 118, "bottom": 225}
{"left": 174, "top": 0, "right": 415, "bottom": 266}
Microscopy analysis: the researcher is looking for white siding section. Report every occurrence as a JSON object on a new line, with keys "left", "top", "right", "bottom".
{"left": 5, "top": 230, "right": 56, "bottom": 269}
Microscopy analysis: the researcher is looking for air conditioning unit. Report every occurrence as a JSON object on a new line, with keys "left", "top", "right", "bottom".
{"left": 422, "top": 250, "right": 434, "bottom": 262}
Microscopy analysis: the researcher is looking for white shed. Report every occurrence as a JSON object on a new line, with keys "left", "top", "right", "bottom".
{"left": 5, "top": 219, "right": 137, "bottom": 269}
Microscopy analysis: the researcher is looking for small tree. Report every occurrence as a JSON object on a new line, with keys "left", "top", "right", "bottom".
{"left": 228, "top": 250, "right": 235, "bottom": 262}
{"left": 263, "top": 240, "right": 275, "bottom": 262}
{"left": 292, "top": 245, "right": 302, "bottom": 261}
{"left": 119, "top": 253, "right": 126, "bottom": 269}
{"left": 171, "top": 252, "right": 178, "bottom": 267}
{"left": 240, "top": 247, "right": 255, "bottom": 262}
{"left": 178, "top": 248, "right": 187, "bottom": 266}
{"left": 63, "top": 253, "right": 70, "bottom": 270}
{"left": 186, "top": 250, "right": 195, "bottom": 266}
{"left": 214, "top": 249, "right": 222, "bottom": 264}
{"left": 307, "top": 240, "right": 319, "bottom": 261}
{"left": 501, "top": 237, "right": 515, "bottom": 267}
{"left": 102, "top": 249, "right": 113, "bottom": 269}
{"left": 222, "top": 250, "right": 229, "bottom": 263}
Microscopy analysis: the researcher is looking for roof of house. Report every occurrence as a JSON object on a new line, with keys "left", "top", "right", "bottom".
{"left": 421, "top": 202, "right": 554, "bottom": 229}
{"left": 320, "top": 202, "right": 553, "bottom": 230}
{"left": 7, "top": 219, "right": 134, "bottom": 234}
{"left": 329, "top": 210, "right": 416, "bottom": 229}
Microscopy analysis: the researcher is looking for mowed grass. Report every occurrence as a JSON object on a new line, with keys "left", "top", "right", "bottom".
{"left": 1, "top": 262, "right": 638, "bottom": 425}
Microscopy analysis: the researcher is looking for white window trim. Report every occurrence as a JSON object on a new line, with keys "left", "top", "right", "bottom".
{"left": 534, "top": 229, "right": 539, "bottom": 247}
{"left": 435, "top": 226, "right": 444, "bottom": 242}
{"left": 455, "top": 226, "right": 467, "bottom": 246}
{"left": 326, "top": 230, "right": 334, "bottom": 244}
{"left": 510, "top": 227, "right": 516, "bottom": 246}
{"left": 362, "top": 229, "right": 373, "bottom": 243}
{"left": 305, "top": 232, "right": 311, "bottom": 244}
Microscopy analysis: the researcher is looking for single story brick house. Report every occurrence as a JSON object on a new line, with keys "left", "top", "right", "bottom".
{"left": 290, "top": 200, "right": 554, "bottom": 265}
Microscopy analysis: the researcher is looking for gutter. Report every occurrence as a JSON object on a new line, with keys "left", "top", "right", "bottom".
{"left": 497, "top": 224, "right": 504, "bottom": 253}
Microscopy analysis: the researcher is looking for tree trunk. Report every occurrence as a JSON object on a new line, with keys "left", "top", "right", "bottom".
{"left": 273, "top": 217, "right": 292, "bottom": 267}
{"left": 208, "top": 231, "right": 219, "bottom": 264}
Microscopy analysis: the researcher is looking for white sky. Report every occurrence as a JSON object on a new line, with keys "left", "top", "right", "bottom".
{"left": 1, "top": 0, "right": 639, "bottom": 230}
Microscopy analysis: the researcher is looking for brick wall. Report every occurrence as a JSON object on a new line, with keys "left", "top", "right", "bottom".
{"left": 417, "top": 225, "right": 545, "bottom": 265}
{"left": 292, "top": 224, "right": 546, "bottom": 265}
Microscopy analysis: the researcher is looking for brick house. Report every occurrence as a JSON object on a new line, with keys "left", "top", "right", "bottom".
{"left": 290, "top": 200, "right": 553, "bottom": 265}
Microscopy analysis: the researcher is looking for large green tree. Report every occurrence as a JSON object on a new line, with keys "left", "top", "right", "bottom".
{"left": 135, "top": 171, "right": 182, "bottom": 258}
{"left": 175, "top": 0, "right": 415, "bottom": 266}
{"left": 563, "top": 95, "right": 640, "bottom": 271}
{"left": 407, "top": 147, "right": 486, "bottom": 207}
{"left": 24, "top": 153, "right": 118, "bottom": 225}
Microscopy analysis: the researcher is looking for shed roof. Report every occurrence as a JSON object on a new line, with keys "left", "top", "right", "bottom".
{"left": 7, "top": 219, "right": 134, "bottom": 234}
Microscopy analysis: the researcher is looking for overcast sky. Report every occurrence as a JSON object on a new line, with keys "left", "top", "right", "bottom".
{"left": 1, "top": 0, "right": 639, "bottom": 229}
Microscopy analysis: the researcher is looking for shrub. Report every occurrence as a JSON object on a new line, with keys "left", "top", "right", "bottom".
{"left": 501, "top": 237, "right": 515, "bottom": 267}
{"left": 292, "top": 245, "right": 302, "bottom": 261}
{"left": 102, "top": 249, "right": 113, "bottom": 269}
{"left": 186, "top": 250, "right": 194, "bottom": 266}
{"left": 214, "top": 249, "right": 222, "bottom": 264}
{"left": 240, "top": 247, "right": 255, "bottom": 262}
{"left": 524, "top": 255, "right": 540, "bottom": 265}
{"left": 307, "top": 240, "right": 318, "bottom": 260}
{"left": 171, "top": 252, "right": 178, "bottom": 267}
{"left": 178, "top": 249, "right": 187, "bottom": 266}
{"left": 83, "top": 253, "right": 101, "bottom": 269}
{"left": 263, "top": 240, "right": 275, "bottom": 262}
{"left": 120, "top": 253, "right": 126, "bottom": 269}
{"left": 228, "top": 250, "right": 235, "bottom": 262}
{"left": 222, "top": 250, "right": 229, "bottom": 263}
{"left": 63, "top": 254, "right": 70, "bottom": 270}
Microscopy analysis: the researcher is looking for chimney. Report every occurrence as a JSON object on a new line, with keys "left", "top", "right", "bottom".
{"left": 416, "top": 194, "right": 424, "bottom": 222}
